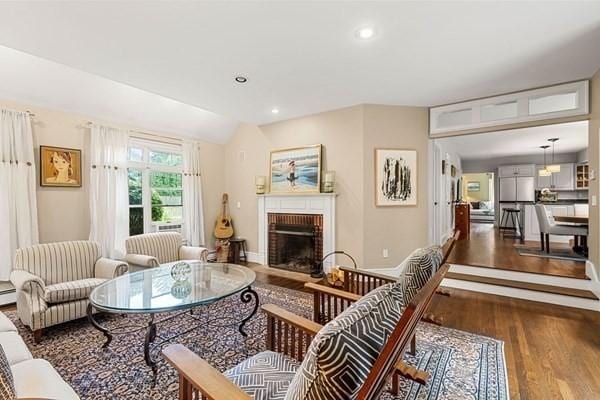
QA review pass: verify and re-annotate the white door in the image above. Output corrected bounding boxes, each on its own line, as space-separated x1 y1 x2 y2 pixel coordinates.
430 141 443 245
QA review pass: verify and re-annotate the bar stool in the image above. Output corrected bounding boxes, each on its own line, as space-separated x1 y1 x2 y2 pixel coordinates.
228 238 248 265
500 208 523 242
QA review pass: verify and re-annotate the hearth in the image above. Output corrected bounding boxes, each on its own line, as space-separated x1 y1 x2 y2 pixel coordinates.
268 213 323 274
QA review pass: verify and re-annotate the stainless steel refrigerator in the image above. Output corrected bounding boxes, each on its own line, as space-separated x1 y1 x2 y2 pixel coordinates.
499 176 535 202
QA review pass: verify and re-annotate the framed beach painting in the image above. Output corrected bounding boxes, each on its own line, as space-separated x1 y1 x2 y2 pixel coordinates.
40 145 82 187
375 148 417 206
269 144 321 193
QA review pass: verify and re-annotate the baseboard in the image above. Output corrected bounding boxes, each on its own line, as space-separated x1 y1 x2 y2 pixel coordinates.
245 251 264 264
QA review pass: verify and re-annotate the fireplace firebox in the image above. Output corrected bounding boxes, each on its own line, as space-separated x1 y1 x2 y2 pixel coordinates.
268 213 323 274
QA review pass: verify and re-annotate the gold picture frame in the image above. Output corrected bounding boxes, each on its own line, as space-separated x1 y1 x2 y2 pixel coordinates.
40 145 82 187
269 144 322 194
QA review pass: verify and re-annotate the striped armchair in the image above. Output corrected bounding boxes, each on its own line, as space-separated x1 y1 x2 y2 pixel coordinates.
125 232 208 271
10 241 128 342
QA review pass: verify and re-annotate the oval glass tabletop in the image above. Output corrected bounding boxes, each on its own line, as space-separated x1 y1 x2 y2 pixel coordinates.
89 262 256 313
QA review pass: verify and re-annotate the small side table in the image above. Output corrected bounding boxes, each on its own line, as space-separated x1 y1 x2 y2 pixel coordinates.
228 238 248 265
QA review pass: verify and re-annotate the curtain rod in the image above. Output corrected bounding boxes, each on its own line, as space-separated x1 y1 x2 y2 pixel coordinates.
85 122 183 144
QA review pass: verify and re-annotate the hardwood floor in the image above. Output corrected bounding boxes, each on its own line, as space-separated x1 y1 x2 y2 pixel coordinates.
3 264 598 399
251 264 600 399
448 222 587 279
429 287 600 400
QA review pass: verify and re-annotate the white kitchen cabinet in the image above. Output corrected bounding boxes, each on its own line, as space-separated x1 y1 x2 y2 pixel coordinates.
535 163 575 190
498 164 535 178
551 163 575 190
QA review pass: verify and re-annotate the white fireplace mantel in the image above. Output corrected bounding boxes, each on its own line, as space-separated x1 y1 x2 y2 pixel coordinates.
257 193 337 271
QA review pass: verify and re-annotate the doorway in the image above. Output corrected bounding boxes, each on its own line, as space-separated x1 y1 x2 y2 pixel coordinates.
430 121 589 279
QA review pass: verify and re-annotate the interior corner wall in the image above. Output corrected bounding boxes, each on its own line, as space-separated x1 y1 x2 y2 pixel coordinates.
0 99 226 247
588 68 600 276
224 106 366 265
362 105 430 267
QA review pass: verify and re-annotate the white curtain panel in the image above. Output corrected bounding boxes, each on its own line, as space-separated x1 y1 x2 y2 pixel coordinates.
89 124 129 259
182 141 205 246
0 109 39 280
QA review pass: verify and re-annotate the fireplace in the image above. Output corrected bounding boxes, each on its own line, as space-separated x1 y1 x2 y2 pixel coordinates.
268 213 323 274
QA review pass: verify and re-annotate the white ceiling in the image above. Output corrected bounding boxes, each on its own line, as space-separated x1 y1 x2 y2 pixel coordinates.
437 121 589 160
0 46 238 143
0 1 599 141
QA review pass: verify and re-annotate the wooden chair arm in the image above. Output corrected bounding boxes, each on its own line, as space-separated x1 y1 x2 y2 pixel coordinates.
339 266 398 284
304 283 362 324
163 344 251 400
304 283 362 302
340 267 397 296
262 304 322 361
262 304 322 335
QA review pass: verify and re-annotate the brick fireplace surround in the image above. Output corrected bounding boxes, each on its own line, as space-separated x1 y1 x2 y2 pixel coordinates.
256 194 336 272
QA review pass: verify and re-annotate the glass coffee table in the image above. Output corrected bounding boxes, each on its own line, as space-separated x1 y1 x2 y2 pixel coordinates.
87 261 258 377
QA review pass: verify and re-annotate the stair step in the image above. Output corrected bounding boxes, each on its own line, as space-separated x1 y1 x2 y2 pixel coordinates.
445 272 599 300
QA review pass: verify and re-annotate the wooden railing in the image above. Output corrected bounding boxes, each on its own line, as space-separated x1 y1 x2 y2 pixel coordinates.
341 267 397 296
305 282 361 324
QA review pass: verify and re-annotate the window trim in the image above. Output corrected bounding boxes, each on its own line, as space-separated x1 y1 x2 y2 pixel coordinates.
127 137 184 234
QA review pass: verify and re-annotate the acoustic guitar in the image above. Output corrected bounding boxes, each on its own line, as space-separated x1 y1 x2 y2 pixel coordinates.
214 193 234 239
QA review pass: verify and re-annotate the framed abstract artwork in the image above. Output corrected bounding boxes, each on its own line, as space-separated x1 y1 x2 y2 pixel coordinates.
39 145 82 187
269 144 322 193
375 148 417 206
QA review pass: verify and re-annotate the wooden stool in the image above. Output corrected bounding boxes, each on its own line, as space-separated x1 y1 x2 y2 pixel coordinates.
228 238 248 265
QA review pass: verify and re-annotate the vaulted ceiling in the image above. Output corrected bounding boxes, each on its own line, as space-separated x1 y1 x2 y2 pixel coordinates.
0 1 599 143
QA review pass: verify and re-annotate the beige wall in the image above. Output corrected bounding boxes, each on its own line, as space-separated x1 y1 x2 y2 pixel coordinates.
588 68 600 276
463 173 491 202
362 105 429 266
225 106 366 264
224 104 430 267
0 99 225 247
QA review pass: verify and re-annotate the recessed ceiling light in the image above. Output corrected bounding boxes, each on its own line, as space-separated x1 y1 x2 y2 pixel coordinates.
234 76 247 83
271 108 280 114
356 27 375 39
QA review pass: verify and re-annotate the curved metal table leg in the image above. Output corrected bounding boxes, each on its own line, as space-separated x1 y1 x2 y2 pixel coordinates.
238 286 259 337
144 315 158 378
87 303 112 348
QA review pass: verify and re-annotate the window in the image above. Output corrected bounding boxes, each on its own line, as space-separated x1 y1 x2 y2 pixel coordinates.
127 139 184 235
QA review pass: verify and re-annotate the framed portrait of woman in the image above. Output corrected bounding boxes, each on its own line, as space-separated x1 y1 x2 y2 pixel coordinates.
40 145 82 187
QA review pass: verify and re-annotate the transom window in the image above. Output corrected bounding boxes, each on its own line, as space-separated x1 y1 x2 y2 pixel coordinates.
127 138 183 236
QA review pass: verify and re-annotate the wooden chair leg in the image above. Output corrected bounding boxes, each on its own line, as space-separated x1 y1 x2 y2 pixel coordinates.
421 313 443 326
33 329 43 344
391 371 400 395
540 233 545 251
408 335 416 356
545 234 550 253
395 361 429 386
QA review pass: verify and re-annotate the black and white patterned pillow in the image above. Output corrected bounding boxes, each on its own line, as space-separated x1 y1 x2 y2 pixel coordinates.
0 345 16 400
285 283 404 400
398 245 443 307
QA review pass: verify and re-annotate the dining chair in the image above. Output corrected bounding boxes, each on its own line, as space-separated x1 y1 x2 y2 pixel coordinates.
534 204 587 253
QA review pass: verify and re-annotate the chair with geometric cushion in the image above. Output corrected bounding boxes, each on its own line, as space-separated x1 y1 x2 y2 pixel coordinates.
305 244 446 394
163 263 450 400
9 240 128 343
125 232 208 271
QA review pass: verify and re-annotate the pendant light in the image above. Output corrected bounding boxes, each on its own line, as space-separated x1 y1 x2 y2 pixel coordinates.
546 138 561 173
539 145 551 177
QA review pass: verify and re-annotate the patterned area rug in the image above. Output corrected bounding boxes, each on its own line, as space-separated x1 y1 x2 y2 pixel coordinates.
6 281 508 400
